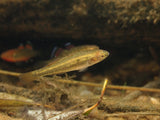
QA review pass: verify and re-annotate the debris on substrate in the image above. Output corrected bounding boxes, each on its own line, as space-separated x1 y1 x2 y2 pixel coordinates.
0 70 160 120
0 42 160 120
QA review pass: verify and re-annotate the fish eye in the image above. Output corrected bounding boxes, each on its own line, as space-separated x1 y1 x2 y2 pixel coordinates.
101 55 105 57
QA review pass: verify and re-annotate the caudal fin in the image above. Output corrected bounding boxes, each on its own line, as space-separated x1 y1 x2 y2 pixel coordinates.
19 72 38 86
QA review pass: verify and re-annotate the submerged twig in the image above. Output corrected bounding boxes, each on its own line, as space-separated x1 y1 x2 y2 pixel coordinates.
105 112 160 117
83 79 108 115
54 78 160 93
100 96 160 112
0 69 160 93
0 69 21 77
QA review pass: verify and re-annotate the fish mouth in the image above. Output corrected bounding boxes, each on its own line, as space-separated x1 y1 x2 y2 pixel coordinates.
102 50 109 58
106 51 110 57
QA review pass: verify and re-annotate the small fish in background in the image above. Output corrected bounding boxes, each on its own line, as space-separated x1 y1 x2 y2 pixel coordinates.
50 42 74 58
44 43 99 66
64 42 74 49
34 42 75 68
0 42 38 63
50 47 63 58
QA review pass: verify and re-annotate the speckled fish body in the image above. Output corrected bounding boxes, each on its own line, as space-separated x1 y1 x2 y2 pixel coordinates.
20 48 109 83
32 49 108 76
56 45 99 58
35 45 100 68
46 45 100 65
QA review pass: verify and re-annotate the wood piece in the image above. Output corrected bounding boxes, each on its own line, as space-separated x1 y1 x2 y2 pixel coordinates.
99 96 160 113
104 112 160 117
46 77 160 93
0 0 160 40
0 69 21 77
121 78 160 101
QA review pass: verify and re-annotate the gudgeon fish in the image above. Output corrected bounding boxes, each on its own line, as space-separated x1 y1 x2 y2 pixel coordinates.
19 45 109 85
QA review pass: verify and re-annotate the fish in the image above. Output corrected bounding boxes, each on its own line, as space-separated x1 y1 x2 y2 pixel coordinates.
36 42 75 68
50 47 64 58
19 47 109 85
38 45 100 67
1 43 37 63
64 42 74 49
50 42 74 58
47 45 100 64
34 44 99 70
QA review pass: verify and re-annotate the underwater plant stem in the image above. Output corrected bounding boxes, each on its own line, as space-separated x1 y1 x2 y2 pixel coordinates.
0 69 160 93
54 78 160 93
104 112 160 117
0 69 21 77
108 84 160 93
83 79 108 114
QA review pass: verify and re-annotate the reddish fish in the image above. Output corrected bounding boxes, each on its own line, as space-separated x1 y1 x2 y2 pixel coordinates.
50 42 74 58
1 44 37 63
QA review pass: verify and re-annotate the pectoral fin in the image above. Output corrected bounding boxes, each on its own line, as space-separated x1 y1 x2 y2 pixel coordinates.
79 68 88 72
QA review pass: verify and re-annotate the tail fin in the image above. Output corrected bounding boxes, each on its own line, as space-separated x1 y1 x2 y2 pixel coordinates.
19 72 38 86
